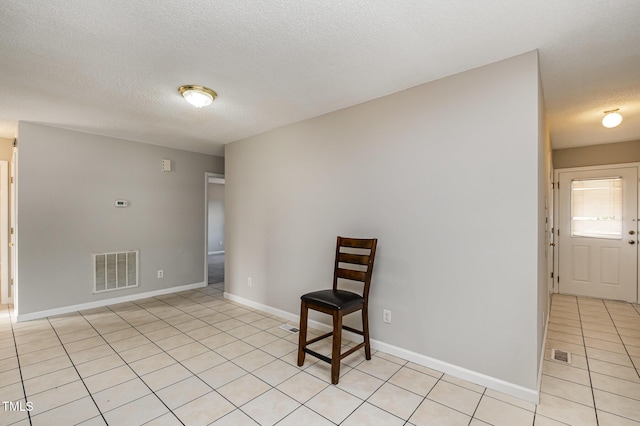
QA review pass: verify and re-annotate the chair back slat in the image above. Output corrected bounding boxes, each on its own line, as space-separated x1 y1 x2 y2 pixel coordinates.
338 252 370 265
333 237 377 296
339 238 376 249
336 268 367 282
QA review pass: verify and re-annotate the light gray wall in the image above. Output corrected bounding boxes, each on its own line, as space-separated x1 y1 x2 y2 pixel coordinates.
553 139 640 169
208 182 225 252
226 51 544 390
537 70 552 374
17 123 224 315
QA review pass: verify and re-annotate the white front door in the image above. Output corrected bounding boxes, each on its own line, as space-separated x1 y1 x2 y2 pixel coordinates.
558 166 638 302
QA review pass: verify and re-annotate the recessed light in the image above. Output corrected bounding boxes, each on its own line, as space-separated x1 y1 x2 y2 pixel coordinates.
178 85 217 108
602 109 622 128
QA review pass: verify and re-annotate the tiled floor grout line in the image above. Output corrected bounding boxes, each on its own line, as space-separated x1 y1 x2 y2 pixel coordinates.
7 305 32 426
182 284 418 425
630 302 640 376
8 292 504 422
575 297 640 424
104 291 316 425
105 306 217 426
595 300 640 424
76 308 187 425
9 295 527 426
103 297 256 423
166 287 314 425
211 310 348 424
8 289 638 425
383 370 430 426
355 358 405 425
242 373 324 425
100 297 222 423
533 297 580 424
576 297 601 425
405 393 427 426
41 316 110 425
401 374 454 425
545 297 600 424
601 301 640 382
466 386 485 426
534 294 572 426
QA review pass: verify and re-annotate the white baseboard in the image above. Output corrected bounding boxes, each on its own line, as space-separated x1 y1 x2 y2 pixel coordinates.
208 251 225 255
17 282 207 322
225 292 301 324
224 292 539 404
373 339 539 403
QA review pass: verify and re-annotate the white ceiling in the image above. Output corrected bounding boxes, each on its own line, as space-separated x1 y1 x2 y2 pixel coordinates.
1 1 639 156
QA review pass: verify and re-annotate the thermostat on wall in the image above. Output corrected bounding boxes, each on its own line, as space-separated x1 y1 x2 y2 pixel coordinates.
115 200 129 208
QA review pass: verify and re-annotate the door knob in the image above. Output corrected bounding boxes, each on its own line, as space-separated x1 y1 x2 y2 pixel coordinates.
549 243 556 246
629 240 636 245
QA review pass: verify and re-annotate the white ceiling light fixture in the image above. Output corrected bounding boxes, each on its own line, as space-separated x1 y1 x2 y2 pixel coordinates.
178 85 217 108
602 109 623 128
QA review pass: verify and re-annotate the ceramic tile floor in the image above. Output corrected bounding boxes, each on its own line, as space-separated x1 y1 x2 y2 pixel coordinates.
1 287 639 425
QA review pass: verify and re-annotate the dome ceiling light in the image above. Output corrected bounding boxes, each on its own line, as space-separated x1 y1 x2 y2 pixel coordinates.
602 109 622 128
178 85 217 108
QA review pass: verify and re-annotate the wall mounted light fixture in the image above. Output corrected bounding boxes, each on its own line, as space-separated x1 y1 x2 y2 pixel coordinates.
602 109 623 128
178 85 217 108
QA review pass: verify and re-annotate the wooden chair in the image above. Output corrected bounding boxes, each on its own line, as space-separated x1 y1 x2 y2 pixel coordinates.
297 236 378 384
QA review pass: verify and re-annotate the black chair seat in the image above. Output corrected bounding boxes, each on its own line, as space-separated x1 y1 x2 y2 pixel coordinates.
301 289 363 311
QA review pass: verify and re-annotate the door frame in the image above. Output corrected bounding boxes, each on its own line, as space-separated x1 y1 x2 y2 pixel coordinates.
553 162 640 303
0 160 8 304
204 172 225 286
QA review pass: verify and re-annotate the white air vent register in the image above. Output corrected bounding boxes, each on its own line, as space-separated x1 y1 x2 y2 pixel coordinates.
94 250 139 293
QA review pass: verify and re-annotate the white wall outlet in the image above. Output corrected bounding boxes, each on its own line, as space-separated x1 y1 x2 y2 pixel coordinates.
383 309 391 324
157 270 164 278
248 277 252 287
218 240 223 246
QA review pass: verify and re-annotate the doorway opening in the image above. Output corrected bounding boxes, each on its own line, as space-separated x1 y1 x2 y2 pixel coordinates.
206 174 225 289
554 163 640 303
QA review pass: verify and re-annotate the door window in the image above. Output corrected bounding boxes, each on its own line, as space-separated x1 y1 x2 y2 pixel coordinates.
571 178 622 239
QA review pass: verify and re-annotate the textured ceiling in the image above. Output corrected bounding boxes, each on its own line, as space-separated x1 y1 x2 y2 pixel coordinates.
0 1 639 156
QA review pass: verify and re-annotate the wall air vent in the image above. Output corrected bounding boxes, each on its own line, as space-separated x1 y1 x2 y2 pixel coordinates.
279 324 299 333
551 348 571 365
93 250 139 293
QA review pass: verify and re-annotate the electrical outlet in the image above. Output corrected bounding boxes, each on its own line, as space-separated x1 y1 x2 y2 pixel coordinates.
157 270 164 278
248 277 252 287
218 241 223 246
383 309 391 324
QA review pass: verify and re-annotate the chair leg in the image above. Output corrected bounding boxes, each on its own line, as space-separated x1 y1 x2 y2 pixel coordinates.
297 301 308 366
362 306 371 360
331 311 343 384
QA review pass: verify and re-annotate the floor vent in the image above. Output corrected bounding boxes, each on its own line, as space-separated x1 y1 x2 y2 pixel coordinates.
93 250 139 293
551 348 572 364
279 324 299 333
